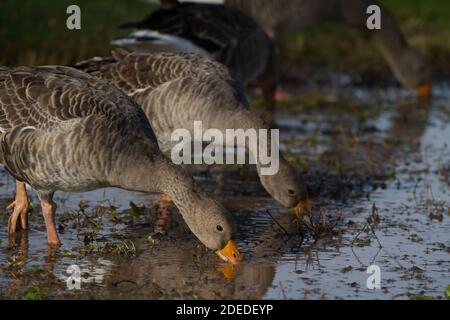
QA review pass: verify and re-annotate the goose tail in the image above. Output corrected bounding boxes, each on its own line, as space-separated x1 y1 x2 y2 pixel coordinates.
111 30 212 58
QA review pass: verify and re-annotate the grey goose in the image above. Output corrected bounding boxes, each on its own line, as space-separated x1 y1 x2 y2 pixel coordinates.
112 0 278 121
74 49 310 211
0 65 240 264
225 0 432 96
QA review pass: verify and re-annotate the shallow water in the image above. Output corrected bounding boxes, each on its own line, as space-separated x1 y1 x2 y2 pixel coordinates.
0 84 448 300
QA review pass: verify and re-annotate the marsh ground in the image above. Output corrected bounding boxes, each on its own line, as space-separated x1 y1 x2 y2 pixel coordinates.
0 82 448 299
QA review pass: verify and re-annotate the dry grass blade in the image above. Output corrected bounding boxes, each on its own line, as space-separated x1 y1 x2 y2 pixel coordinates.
265 210 290 241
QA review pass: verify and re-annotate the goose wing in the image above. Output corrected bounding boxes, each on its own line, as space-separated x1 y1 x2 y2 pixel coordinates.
75 49 232 94
116 2 271 83
119 3 245 55
0 66 139 132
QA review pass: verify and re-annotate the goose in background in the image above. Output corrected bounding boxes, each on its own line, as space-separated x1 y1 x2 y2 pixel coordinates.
74 49 310 210
0 65 240 264
112 0 278 122
224 0 432 97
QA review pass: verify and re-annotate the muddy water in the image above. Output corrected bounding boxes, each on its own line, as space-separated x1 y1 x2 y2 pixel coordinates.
0 85 448 300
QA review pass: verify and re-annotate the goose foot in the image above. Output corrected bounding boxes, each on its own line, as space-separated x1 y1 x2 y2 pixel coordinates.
153 194 172 235
7 181 29 234
41 198 61 246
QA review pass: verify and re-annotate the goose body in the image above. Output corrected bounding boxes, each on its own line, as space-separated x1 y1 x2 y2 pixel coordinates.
0 65 239 263
112 0 277 105
75 49 308 208
0 66 155 193
225 0 431 92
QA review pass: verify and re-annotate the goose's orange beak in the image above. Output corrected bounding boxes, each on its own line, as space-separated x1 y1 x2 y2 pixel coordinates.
291 198 312 215
216 240 242 265
416 82 431 98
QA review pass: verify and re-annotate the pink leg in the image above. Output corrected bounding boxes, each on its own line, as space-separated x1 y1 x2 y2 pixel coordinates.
7 181 29 234
41 198 61 246
154 194 172 235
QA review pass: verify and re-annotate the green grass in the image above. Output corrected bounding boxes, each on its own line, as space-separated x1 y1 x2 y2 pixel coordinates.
0 0 449 78
0 0 153 66
382 0 450 27
22 284 49 300
409 285 450 300
280 0 450 78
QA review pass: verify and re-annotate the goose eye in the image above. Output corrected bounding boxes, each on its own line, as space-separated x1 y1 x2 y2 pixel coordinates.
288 189 296 196
216 225 223 232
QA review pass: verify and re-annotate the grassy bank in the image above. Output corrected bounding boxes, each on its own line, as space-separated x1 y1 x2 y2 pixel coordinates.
0 0 449 78
280 0 450 79
0 0 152 66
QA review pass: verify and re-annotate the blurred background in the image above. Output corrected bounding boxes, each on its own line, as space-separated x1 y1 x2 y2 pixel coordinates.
1 0 449 84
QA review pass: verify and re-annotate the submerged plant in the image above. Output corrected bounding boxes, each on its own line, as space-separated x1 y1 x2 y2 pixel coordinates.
22 285 49 300
409 285 450 300
98 240 137 257
292 205 342 240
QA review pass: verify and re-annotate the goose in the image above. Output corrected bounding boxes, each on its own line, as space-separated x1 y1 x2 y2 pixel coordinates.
0 65 240 264
74 49 310 211
111 0 278 121
225 0 432 96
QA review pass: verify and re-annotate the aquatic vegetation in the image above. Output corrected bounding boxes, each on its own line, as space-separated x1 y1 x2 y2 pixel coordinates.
293 206 342 241
22 285 49 300
146 235 160 246
409 285 450 300
91 240 137 257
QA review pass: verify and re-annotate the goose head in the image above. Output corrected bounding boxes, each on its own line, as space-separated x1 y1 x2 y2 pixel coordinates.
389 47 432 98
152 158 242 264
175 194 242 265
258 156 309 209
